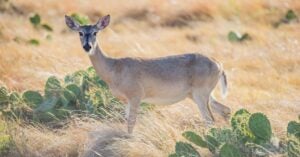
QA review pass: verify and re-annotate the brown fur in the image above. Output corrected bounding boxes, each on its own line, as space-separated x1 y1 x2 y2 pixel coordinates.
89 45 230 133
65 15 230 133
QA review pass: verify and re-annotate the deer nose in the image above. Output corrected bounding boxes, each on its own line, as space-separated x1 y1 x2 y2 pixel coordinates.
83 44 91 51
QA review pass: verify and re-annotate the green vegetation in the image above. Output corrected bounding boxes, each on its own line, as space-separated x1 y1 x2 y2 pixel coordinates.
41 24 53 31
22 91 43 107
169 109 295 157
29 13 41 26
27 13 53 45
182 131 207 147
0 67 155 155
28 39 40 46
29 13 53 32
0 67 127 123
287 121 300 137
287 120 300 157
169 142 200 157
273 9 298 28
285 10 298 22
71 13 90 25
219 143 241 157
0 87 9 104
0 121 12 156
228 31 250 42
249 113 272 143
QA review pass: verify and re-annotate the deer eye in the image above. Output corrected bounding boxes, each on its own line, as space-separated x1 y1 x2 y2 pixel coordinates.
93 32 97 36
79 32 83 36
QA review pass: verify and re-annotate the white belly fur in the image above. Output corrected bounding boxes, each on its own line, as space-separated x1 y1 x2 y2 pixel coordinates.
142 95 187 105
142 86 190 105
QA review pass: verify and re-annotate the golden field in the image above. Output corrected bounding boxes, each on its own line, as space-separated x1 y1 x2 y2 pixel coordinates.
0 0 299 156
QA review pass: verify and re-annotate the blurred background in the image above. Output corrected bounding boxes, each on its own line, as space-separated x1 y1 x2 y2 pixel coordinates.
0 0 299 156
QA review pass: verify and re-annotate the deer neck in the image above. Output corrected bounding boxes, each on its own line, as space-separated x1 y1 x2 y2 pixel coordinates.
89 43 114 84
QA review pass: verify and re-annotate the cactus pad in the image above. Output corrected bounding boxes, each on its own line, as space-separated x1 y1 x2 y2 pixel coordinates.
182 131 207 148
288 121 300 137
287 136 300 157
249 113 272 142
66 84 81 97
231 109 255 143
9 92 21 105
204 135 220 153
175 142 201 157
231 109 251 129
35 96 59 112
208 128 234 143
22 91 43 108
0 87 8 104
219 143 241 157
45 76 62 97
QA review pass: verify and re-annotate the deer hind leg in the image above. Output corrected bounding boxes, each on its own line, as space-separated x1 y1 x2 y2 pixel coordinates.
210 96 231 120
127 97 141 134
192 91 215 127
125 104 130 120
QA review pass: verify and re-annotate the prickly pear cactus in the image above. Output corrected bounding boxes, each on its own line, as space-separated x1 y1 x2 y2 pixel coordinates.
53 108 70 119
61 89 75 106
22 91 43 108
208 128 234 144
61 84 81 106
287 121 300 137
248 113 272 142
86 67 107 88
34 110 63 122
44 76 77 108
231 109 255 143
0 87 8 104
204 135 220 153
219 143 241 157
35 96 59 112
9 92 21 105
231 109 251 129
35 108 70 122
45 76 62 98
174 142 201 157
65 84 81 97
182 131 207 148
287 119 300 157
64 70 89 90
87 67 98 79
287 136 300 157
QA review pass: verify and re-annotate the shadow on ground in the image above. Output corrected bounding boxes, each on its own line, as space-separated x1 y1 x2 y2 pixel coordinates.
82 127 130 157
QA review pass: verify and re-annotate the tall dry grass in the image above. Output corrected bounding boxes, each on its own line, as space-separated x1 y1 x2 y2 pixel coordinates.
0 0 299 156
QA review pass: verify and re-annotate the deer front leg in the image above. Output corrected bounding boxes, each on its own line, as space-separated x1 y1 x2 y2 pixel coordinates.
127 97 141 134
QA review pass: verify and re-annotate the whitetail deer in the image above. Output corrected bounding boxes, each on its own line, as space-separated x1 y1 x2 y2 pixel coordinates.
65 14 231 134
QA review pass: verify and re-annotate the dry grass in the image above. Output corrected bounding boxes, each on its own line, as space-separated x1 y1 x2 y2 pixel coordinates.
0 0 300 156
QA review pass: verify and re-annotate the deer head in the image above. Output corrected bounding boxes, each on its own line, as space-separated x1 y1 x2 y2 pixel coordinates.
65 15 110 55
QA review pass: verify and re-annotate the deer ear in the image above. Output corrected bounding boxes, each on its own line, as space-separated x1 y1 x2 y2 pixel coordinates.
65 15 80 31
96 15 110 30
